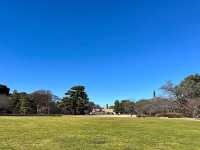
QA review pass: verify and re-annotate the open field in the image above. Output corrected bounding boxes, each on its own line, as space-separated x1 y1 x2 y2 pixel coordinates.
1 116 200 150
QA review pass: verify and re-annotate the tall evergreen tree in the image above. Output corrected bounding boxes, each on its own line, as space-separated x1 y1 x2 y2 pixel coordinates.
19 93 31 115
114 100 120 114
61 85 90 115
10 90 21 114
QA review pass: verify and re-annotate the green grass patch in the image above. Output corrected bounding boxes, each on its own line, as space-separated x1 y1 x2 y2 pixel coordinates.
0 116 200 150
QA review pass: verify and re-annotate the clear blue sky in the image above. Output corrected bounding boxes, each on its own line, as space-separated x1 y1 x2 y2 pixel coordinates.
1 0 200 105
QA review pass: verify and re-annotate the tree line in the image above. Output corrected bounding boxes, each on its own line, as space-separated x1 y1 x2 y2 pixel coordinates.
1 73 200 117
112 74 200 118
0 85 96 115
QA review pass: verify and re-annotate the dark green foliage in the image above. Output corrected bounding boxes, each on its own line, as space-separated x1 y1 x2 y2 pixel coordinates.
3 73 200 117
162 74 200 101
0 85 10 113
10 90 21 114
176 74 200 100
113 100 135 114
0 84 10 96
19 93 31 114
153 91 156 98
1 84 95 115
10 91 36 114
9 90 55 115
59 85 93 115
114 100 120 113
135 98 180 116
59 97 73 114
161 74 200 117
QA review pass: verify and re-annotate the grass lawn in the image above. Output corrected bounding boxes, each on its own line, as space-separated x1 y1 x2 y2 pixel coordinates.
0 116 200 150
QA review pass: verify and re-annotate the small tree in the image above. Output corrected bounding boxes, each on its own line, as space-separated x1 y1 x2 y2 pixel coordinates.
114 100 135 114
114 100 120 114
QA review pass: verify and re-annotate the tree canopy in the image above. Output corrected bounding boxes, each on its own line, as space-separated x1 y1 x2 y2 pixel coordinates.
1 73 200 117
0 84 10 96
60 85 92 115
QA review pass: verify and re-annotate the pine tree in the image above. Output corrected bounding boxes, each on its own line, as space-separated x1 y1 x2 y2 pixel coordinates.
19 93 31 115
61 85 90 115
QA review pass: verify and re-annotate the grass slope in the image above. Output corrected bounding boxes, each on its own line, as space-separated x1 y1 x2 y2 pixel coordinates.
0 116 200 150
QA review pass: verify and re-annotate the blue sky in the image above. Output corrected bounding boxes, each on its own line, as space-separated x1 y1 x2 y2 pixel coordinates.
1 0 200 105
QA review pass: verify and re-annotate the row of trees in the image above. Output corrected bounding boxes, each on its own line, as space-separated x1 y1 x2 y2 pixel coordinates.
114 100 135 114
113 98 177 116
1 73 200 117
112 74 200 118
0 85 96 115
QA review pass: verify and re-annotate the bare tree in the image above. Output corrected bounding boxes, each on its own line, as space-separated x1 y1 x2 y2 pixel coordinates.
31 90 52 114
